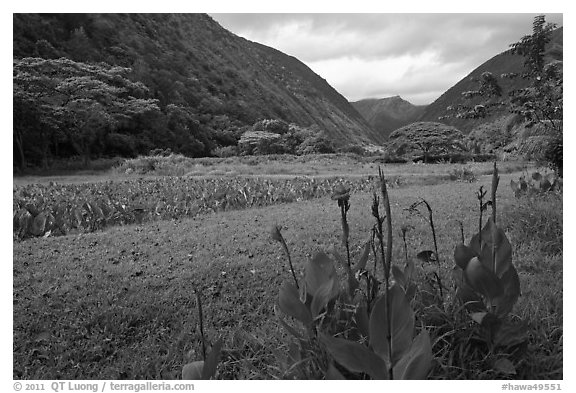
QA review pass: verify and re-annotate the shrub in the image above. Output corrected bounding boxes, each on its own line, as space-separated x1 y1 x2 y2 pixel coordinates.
212 145 238 158
448 166 477 182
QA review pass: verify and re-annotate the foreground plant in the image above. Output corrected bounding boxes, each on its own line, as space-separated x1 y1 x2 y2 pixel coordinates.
320 168 433 379
510 170 562 198
406 198 444 303
182 289 223 380
452 163 526 373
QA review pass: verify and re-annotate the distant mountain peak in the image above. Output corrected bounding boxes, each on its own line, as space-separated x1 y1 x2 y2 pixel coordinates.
351 95 427 139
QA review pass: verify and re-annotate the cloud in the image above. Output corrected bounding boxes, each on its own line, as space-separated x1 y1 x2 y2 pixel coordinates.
210 13 563 104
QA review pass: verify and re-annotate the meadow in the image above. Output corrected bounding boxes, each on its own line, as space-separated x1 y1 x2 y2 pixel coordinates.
12 155 562 380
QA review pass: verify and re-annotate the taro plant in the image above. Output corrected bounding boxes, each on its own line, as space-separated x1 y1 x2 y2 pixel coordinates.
510 170 562 198
453 163 526 373
319 168 433 379
182 288 223 380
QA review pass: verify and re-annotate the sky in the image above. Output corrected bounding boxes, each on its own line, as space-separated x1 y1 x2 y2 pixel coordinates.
210 13 563 105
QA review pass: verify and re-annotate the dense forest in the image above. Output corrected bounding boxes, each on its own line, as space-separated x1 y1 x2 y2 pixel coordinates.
13 13 379 170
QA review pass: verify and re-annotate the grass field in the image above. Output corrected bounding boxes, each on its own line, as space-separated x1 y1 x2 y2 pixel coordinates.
12 157 562 380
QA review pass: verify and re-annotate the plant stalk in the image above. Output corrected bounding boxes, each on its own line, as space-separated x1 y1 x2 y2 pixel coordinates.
280 237 299 289
195 288 206 361
379 167 394 380
491 162 499 273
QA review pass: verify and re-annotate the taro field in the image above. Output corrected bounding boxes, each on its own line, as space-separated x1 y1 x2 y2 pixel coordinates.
12 158 563 381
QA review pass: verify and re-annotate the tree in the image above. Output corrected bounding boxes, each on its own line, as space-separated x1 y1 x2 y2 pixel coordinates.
388 122 465 163
446 15 562 174
13 57 160 167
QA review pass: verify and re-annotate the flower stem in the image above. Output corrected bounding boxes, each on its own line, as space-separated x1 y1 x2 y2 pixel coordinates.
280 237 299 289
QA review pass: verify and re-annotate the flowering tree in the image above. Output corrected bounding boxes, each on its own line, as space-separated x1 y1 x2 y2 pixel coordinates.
13 57 160 168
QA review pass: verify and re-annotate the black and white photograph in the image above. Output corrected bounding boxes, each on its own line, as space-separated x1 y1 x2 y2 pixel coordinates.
11 5 565 387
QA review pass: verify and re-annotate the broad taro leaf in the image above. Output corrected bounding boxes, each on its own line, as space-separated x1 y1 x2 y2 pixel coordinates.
454 244 476 270
369 285 414 365
14 208 32 236
182 361 204 380
30 211 52 236
452 267 484 312
311 278 335 318
305 252 339 300
278 281 312 326
393 330 432 380
493 320 528 349
470 218 513 277
355 301 370 338
201 338 223 380
274 305 304 340
320 333 388 380
540 178 552 192
88 201 104 220
325 362 346 380
416 250 437 264
25 203 39 217
73 207 83 228
493 264 520 317
464 257 504 302
493 358 516 375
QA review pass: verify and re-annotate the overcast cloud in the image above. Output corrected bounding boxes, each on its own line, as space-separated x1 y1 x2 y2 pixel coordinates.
210 13 563 105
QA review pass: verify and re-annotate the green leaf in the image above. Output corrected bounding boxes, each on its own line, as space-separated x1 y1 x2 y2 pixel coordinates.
30 211 50 236
320 333 388 380
473 218 513 277
305 252 338 298
311 278 335 318
182 360 204 380
15 208 32 236
393 330 432 380
392 265 406 288
470 312 488 325
355 302 370 337
493 320 528 348
453 268 484 312
416 250 437 264
464 257 504 302
454 244 476 270
369 285 414 364
493 358 516 375
353 241 371 273
494 264 521 316
325 363 346 380
274 305 304 340
278 281 312 326
404 259 415 282
201 338 223 380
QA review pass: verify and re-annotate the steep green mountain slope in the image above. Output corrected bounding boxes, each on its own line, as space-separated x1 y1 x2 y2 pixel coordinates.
417 27 563 133
13 13 380 167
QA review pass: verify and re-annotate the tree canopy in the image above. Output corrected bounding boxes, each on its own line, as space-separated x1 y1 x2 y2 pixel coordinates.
444 15 562 174
388 122 465 163
14 57 160 168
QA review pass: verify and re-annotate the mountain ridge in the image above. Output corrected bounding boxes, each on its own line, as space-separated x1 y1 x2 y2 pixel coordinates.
351 95 426 139
13 13 382 155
